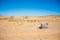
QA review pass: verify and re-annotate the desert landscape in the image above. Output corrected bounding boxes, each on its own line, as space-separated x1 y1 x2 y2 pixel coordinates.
0 16 60 40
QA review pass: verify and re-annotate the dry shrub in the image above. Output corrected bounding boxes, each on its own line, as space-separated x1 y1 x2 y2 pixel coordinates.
3 18 8 20
9 19 18 23
0 18 2 20
0 18 8 20
10 16 14 19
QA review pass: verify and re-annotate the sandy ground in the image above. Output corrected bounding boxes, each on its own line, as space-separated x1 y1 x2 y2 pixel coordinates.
0 16 60 40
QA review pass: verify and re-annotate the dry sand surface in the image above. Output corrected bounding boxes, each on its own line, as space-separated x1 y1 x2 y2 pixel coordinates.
0 16 60 40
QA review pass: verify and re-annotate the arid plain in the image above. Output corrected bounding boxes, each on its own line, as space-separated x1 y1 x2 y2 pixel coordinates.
0 16 60 40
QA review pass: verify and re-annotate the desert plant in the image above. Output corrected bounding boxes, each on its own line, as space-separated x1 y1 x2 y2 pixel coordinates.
0 17 8 20
25 16 28 19
10 16 14 19
0 18 2 20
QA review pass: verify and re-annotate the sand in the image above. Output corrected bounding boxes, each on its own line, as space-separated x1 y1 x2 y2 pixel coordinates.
0 16 60 40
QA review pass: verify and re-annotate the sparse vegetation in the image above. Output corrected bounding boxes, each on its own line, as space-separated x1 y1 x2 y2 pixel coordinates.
9 19 18 23
10 16 14 19
0 17 8 20
25 16 28 19
0 17 2 20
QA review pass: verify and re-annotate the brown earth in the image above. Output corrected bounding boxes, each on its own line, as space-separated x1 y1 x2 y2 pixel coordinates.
0 16 60 40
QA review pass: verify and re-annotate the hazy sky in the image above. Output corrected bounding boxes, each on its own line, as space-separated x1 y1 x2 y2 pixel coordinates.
0 0 60 16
